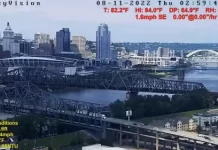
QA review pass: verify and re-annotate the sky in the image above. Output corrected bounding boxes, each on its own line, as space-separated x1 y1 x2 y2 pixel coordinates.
0 0 216 42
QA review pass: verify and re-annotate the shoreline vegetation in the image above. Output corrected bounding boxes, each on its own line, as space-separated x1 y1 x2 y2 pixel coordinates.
148 72 175 78
110 89 213 120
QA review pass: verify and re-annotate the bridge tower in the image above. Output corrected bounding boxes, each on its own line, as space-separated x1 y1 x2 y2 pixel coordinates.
177 59 185 81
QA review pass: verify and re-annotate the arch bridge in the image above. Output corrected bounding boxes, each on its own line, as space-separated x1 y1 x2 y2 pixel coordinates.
0 67 207 94
186 49 218 67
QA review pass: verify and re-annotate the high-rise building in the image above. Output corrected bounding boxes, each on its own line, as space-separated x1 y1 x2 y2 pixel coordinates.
55 28 70 54
96 23 111 61
53 38 56 48
0 38 3 46
34 33 50 49
110 47 118 61
14 33 23 42
156 47 170 57
10 42 20 54
72 36 86 57
3 22 14 51
38 42 54 55
20 40 33 55
3 22 20 54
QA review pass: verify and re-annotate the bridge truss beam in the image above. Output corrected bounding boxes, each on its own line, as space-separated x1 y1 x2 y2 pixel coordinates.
0 67 207 94
0 81 110 127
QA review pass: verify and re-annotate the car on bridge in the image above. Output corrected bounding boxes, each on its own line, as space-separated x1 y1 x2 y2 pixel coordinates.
76 110 106 119
3 99 15 104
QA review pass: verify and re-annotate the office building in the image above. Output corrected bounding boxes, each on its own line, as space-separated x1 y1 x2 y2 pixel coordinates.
38 42 54 55
156 47 170 57
55 28 70 54
110 46 118 61
96 23 111 61
3 22 20 54
53 38 56 48
72 36 86 57
3 22 14 51
0 38 3 50
20 40 33 55
14 33 23 42
10 42 20 54
55 52 82 59
34 33 50 49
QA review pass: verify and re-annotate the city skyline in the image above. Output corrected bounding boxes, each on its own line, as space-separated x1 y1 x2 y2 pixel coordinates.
0 0 216 43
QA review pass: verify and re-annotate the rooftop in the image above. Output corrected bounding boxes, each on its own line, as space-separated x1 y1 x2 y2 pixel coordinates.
207 109 218 114
4 22 13 33
1 56 63 61
150 116 193 127
193 113 218 117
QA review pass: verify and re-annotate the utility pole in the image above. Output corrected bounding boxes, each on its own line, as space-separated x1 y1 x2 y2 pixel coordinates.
156 131 159 150
171 120 174 131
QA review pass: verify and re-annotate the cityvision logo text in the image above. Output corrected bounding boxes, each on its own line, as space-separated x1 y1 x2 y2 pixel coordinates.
0 1 41 7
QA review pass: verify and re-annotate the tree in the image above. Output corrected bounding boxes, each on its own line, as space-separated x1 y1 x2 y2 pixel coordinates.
48 147 52 150
77 134 85 145
196 125 202 133
87 138 97 145
109 90 215 120
110 100 125 119
70 135 78 146
8 115 46 140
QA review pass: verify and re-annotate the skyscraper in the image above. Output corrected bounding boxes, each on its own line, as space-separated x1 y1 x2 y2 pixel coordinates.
3 22 14 51
55 28 70 54
3 22 20 54
96 23 111 61
72 36 86 57
20 40 33 55
34 33 50 49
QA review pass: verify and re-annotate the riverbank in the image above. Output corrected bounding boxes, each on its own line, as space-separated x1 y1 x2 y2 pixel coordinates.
148 72 175 78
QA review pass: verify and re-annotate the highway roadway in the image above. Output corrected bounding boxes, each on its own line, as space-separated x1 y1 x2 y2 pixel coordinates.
2 103 218 147
56 119 216 149
105 118 218 145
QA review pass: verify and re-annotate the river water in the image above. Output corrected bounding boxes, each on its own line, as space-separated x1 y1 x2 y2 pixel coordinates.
53 70 218 105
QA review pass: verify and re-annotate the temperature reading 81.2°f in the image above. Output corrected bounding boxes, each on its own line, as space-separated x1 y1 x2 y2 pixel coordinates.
96 0 151 6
